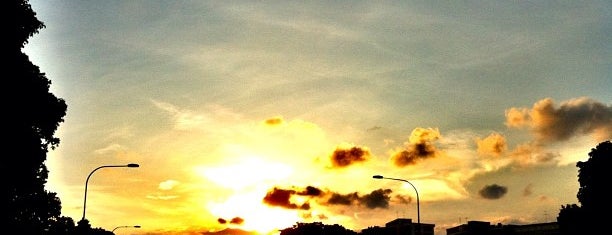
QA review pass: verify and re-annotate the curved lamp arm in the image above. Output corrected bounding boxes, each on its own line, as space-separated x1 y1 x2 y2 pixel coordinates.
82 163 140 221
373 175 420 233
112 225 141 232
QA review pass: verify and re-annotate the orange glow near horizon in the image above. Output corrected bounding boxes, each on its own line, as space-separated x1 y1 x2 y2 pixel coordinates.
195 157 301 234
206 188 302 234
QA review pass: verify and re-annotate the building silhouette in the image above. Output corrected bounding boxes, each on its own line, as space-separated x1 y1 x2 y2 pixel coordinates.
446 221 559 235
361 218 435 235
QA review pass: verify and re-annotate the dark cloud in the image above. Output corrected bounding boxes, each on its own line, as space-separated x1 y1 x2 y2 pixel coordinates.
230 217 244 225
297 186 324 196
478 184 508 199
391 142 438 166
218 217 244 225
263 186 393 211
325 189 392 209
330 146 370 168
327 192 359 205
394 194 412 204
358 189 392 209
264 116 284 126
262 186 323 210
391 128 441 167
505 97 612 143
263 187 302 209
201 228 258 235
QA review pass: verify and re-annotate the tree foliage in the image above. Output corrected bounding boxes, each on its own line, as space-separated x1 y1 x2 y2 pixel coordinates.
280 222 358 235
576 140 610 212
4 0 68 234
557 140 610 234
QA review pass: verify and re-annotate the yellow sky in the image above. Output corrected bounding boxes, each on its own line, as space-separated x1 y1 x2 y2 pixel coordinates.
26 1 611 235
44 98 609 235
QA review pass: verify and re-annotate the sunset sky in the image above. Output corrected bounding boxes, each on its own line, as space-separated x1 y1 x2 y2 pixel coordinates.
23 1 611 235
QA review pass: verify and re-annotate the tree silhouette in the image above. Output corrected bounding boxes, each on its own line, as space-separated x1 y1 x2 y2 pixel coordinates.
576 140 610 212
557 204 582 235
280 222 358 235
557 140 610 234
4 0 68 234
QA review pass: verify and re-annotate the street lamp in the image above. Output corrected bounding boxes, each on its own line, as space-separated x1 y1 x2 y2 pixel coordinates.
82 163 140 221
112 225 141 233
373 175 420 235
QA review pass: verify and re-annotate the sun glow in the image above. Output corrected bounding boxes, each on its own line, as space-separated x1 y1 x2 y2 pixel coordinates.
195 156 301 234
196 156 293 190
208 191 301 234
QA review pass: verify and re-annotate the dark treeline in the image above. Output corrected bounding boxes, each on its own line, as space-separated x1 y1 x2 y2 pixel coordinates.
280 222 358 235
5 0 118 234
5 0 609 234
5 0 70 235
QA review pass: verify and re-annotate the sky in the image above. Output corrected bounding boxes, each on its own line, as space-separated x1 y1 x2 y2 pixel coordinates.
23 1 611 235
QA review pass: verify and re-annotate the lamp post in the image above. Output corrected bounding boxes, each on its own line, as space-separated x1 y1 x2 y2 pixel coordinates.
373 175 420 235
112 225 141 233
82 163 140 221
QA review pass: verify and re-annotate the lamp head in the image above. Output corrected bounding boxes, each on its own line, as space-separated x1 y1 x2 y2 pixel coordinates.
127 163 139 168
134 225 141 228
373 175 383 179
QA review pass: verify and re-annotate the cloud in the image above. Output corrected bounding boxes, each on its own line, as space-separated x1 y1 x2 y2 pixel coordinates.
216 216 245 227
325 189 392 209
262 187 319 210
299 212 329 221
93 143 125 155
327 192 359 206
262 187 303 209
393 194 413 204
329 145 371 168
505 97 612 143
262 185 394 211
390 127 441 166
357 189 393 209
478 184 508 199
508 142 561 167
201 228 257 235
230 217 245 225
145 193 180 200
159 180 180 190
152 100 209 130
476 132 507 157
298 186 324 196
264 116 284 126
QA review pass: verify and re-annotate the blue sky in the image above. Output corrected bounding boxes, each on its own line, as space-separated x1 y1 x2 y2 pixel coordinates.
25 1 611 235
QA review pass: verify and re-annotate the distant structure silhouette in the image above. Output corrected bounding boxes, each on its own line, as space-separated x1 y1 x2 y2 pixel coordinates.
446 220 559 235
359 218 434 235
